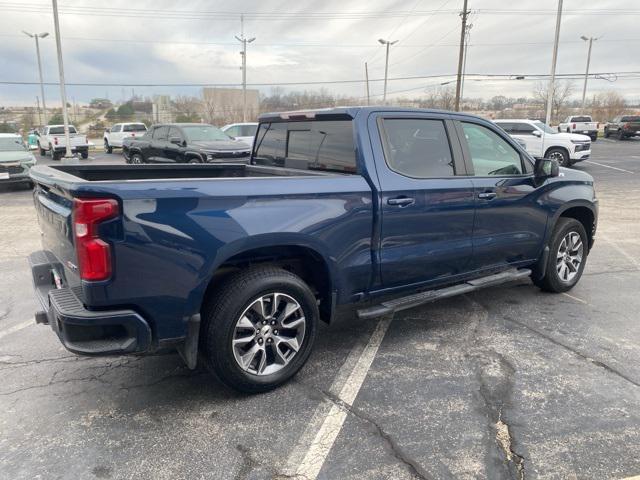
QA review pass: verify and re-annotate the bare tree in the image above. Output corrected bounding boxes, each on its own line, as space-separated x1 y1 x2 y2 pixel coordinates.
590 91 626 122
173 95 202 122
533 80 575 123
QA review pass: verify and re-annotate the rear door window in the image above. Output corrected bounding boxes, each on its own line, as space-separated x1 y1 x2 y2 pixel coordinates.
253 120 356 173
240 124 258 137
225 126 240 137
152 126 169 141
379 118 455 178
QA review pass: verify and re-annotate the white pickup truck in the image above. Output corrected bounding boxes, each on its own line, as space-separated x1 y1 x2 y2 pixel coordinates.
36 125 89 160
494 119 591 167
103 123 148 153
557 115 599 141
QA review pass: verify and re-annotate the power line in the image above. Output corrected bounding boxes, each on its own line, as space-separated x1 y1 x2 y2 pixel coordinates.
3 71 640 88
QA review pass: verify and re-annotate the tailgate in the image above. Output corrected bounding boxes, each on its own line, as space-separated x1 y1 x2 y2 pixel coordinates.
32 184 81 289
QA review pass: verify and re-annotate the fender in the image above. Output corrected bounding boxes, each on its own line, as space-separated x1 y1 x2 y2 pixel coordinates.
543 198 597 249
188 232 339 316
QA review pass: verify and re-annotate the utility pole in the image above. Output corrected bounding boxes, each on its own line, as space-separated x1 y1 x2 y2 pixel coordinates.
545 0 563 127
378 38 398 104
460 22 473 106
235 15 255 123
365 62 370 106
23 30 49 125
36 96 42 126
580 36 597 112
454 0 469 112
52 0 72 158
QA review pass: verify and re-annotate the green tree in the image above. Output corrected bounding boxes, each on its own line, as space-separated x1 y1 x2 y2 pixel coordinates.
48 113 64 124
175 113 200 123
116 103 135 116
105 108 117 119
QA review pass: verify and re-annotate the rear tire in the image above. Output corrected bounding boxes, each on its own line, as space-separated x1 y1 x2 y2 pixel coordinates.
131 153 144 164
201 266 319 393
532 217 588 293
80 150 89 159
38 143 46 156
50 145 60 161
545 147 570 167
104 140 112 154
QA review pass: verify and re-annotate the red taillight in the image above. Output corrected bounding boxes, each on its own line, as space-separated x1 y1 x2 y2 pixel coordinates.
572 123 576 129
54 137 58 145
73 198 119 281
624 122 631 129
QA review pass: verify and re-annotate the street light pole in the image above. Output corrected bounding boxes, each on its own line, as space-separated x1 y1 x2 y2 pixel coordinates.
235 15 255 123
545 0 563 127
580 35 597 112
460 22 473 107
23 30 49 125
378 38 398 104
51 0 72 158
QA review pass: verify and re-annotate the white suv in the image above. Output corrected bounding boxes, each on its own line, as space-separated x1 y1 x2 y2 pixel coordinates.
103 123 147 153
494 119 591 167
220 123 258 148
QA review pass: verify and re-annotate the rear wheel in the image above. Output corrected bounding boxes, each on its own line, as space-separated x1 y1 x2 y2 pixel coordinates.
49 145 60 161
201 266 318 393
80 150 89 159
104 140 112 154
131 153 144 164
188 157 201 164
38 142 46 156
546 147 570 167
533 217 588 293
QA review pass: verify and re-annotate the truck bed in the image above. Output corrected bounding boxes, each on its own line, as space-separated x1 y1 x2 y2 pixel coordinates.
39 163 333 182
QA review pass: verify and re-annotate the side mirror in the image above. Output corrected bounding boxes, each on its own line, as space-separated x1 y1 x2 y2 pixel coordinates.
169 136 183 145
535 157 560 179
531 130 542 137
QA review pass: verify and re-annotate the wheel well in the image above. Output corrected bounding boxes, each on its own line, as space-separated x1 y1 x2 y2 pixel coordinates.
186 153 203 162
202 245 333 323
560 206 595 249
544 145 568 159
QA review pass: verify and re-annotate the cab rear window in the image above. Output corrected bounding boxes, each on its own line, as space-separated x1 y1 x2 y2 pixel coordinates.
253 120 356 173
49 126 77 134
123 124 147 132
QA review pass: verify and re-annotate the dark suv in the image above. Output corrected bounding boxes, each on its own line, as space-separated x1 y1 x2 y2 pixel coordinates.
604 116 640 140
123 123 252 164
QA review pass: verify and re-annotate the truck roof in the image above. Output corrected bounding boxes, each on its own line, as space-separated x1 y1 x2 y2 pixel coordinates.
258 106 486 123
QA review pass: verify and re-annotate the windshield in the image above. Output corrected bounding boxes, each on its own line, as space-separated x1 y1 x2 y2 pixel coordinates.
532 121 557 134
621 116 640 122
123 124 147 132
572 116 592 122
0 137 27 152
182 125 230 142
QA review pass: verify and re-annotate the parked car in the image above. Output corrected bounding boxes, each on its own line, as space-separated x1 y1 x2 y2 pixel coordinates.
35 124 89 160
220 122 259 148
123 123 251 164
604 115 640 140
557 115 599 141
28 107 597 393
494 119 591 167
0 133 36 186
103 122 147 153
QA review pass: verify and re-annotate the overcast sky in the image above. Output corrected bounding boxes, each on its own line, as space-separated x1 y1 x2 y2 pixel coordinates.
1 0 638 107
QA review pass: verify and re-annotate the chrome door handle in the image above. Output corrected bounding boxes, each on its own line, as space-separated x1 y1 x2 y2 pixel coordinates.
478 192 497 200
387 197 415 207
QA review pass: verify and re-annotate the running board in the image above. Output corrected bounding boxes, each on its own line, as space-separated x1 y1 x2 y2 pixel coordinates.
357 268 531 320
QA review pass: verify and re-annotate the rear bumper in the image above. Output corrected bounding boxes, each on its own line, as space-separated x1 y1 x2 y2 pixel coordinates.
52 145 88 152
29 250 152 356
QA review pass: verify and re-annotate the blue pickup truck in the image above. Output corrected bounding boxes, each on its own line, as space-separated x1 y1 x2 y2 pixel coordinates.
28 107 597 392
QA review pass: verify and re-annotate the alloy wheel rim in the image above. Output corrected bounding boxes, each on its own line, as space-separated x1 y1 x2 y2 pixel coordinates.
232 293 306 376
556 231 583 282
549 151 564 163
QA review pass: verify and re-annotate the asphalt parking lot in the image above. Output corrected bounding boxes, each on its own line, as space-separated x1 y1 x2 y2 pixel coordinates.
1 140 639 480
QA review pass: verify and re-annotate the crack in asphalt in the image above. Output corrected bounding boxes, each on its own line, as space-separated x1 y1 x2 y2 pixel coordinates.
295 380 433 480
502 316 640 388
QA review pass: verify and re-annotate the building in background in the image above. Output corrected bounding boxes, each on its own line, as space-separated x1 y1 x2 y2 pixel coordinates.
152 95 173 123
201 87 259 126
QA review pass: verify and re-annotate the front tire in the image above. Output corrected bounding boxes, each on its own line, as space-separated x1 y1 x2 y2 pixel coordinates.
130 153 144 164
546 147 570 167
201 266 319 393
533 218 588 293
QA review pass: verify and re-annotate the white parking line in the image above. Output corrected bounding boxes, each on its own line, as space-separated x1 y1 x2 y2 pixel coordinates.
620 476 640 480
601 234 640 270
293 316 393 480
0 320 33 341
583 161 635 174
562 292 588 304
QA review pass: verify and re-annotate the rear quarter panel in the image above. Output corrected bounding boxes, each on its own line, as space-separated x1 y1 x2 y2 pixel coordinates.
75 175 374 340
